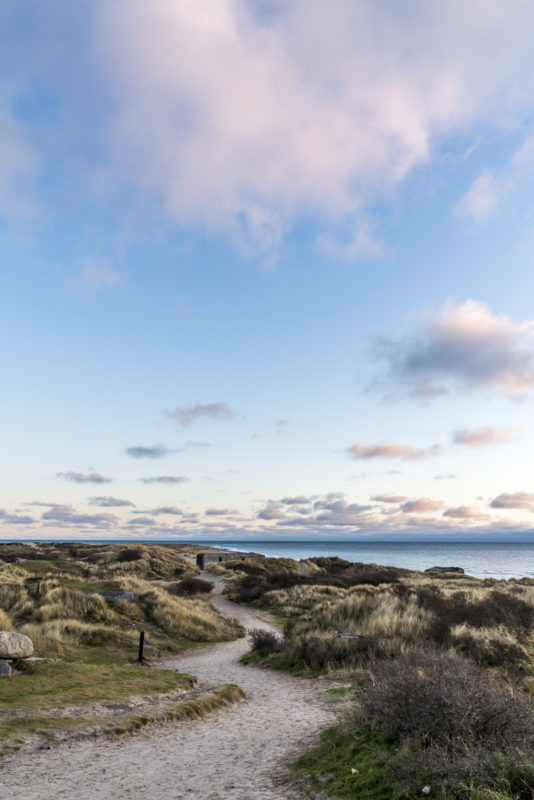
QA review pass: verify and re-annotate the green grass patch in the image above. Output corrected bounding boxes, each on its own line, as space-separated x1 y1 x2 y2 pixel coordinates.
292 724 413 800
61 580 116 592
0 683 245 757
0 661 195 711
17 560 63 575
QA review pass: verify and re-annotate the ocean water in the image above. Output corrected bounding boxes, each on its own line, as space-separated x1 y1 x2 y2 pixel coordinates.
198 541 534 580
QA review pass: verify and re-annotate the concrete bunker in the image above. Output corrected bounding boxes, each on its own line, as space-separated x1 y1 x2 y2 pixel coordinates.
196 550 265 570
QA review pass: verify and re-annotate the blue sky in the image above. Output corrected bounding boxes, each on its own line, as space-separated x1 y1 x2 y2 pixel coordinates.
2 0 534 541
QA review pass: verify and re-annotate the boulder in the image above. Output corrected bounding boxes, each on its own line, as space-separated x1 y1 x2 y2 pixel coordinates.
425 566 464 574
0 631 34 659
0 660 12 676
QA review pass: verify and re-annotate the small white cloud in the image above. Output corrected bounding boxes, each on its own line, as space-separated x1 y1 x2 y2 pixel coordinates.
81 261 120 290
455 171 503 224
451 425 521 447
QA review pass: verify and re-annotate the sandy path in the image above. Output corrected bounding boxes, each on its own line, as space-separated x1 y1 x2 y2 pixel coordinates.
0 577 336 800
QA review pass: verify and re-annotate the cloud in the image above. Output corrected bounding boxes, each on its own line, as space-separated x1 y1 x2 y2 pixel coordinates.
149 506 183 516
166 402 236 427
56 471 112 484
281 495 311 505
90 1 534 253
205 508 233 516
126 516 157 526
401 498 443 513
374 300 534 399
348 441 442 460
0 99 36 217
455 171 503 224
1 514 35 525
139 475 189 484
258 502 285 520
443 505 486 519
41 505 117 525
274 419 290 435
89 496 134 507
80 260 120 290
490 492 534 511
317 220 384 261
371 493 407 503
125 444 174 459
452 425 521 447
434 473 457 480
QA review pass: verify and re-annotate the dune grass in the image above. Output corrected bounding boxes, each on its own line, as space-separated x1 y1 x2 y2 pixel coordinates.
0 543 245 754
0 683 245 757
233 556 534 799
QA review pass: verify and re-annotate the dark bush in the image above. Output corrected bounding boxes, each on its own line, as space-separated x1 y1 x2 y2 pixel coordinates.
309 556 352 573
170 577 213 597
117 547 144 563
248 628 281 655
452 628 527 667
231 574 268 602
341 568 400 587
295 635 375 671
364 651 534 753
419 587 534 644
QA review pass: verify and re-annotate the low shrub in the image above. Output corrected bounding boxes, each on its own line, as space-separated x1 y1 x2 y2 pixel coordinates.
360 651 534 798
248 628 281 655
450 624 528 667
364 651 534 752
420 587 534 644
169 578 214 597
117 547 144 563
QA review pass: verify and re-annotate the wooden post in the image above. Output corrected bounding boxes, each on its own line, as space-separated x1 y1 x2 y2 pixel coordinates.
138 630 145 663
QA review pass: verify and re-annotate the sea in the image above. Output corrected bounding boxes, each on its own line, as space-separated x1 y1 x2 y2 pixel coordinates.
3 538 533 580
194 541 534 580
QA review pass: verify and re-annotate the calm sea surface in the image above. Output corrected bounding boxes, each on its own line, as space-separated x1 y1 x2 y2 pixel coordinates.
197 541 534 580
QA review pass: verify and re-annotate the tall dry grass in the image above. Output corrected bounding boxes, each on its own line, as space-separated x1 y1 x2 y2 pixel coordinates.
142 587 242 641
0 608 13 630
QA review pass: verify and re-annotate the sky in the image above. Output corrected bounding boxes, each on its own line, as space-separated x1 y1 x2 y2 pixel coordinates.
2 0 534 542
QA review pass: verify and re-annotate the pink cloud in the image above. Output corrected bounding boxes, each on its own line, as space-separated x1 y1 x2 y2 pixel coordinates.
93 2 534 253
452 425 521 447
376 300 534 399
401 498 443 513
490 492 534 511
443 505 486 519
371 493 407 503
348 441 442 460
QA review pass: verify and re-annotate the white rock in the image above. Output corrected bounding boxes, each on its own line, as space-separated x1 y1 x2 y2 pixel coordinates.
0 632 34 659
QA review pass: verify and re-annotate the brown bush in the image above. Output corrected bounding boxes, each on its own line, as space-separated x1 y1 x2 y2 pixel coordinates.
117 547 144 563
248 628 281 655
170 577 213 597
364 651 534 753
419 587 534 644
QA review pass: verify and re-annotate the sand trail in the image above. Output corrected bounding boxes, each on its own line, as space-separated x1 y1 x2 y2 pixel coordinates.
0 576 336 800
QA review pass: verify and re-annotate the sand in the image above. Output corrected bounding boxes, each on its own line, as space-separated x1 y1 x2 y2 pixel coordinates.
0 576 337 799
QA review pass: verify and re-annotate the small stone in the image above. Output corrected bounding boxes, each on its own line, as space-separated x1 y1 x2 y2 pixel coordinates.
0 660 12 676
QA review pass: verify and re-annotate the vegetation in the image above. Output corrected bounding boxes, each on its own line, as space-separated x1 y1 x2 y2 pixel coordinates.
0 543 244 754
0 683 245 755
226 555 534 799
